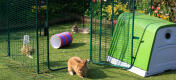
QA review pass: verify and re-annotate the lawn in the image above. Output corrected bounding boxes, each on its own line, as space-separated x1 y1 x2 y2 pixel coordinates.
0 23 176 80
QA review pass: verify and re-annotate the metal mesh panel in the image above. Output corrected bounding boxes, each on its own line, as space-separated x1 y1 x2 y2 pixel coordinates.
0 0 8 55
136 0 152 14
47 0 90 71
90 0 135 68
0 0 89 75
108 13 133 68
91 1 113 62
7 0 37 72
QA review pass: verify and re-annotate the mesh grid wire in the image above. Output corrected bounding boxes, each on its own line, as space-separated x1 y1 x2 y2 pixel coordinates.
0 0 8 55
136 0 153 14
90 0 153 68
0 0 38 73
47 0 90 71
0 0 90 75
133 0 153 66
91 0 113 63
37 0 48 73
107 13 133 68
90 0 136 68
0 0 153 77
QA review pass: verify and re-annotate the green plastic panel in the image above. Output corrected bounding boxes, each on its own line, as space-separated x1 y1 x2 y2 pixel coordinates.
108 12 176 70
133 14 175 70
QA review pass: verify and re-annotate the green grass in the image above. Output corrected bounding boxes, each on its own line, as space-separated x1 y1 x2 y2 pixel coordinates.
0 23 176 80
0 55 176 80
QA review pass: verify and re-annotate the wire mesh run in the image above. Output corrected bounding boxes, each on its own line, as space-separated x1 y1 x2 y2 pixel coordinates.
90 0 136 69
47 0 90 71
0 0 90 74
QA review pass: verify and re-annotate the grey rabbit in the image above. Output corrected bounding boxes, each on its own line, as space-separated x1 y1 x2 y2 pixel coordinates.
72 24 90 34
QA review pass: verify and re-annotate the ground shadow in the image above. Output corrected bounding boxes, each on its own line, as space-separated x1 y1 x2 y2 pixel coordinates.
60 43 86 49
43 60 67 68
88 64 143 80
87 68 107 79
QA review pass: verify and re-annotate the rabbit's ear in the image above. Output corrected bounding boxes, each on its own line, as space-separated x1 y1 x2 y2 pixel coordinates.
86 59 90 63
75 24 78 27
72 25 75 28
86 59 90 64
83 59 90 64
82 59 87 64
